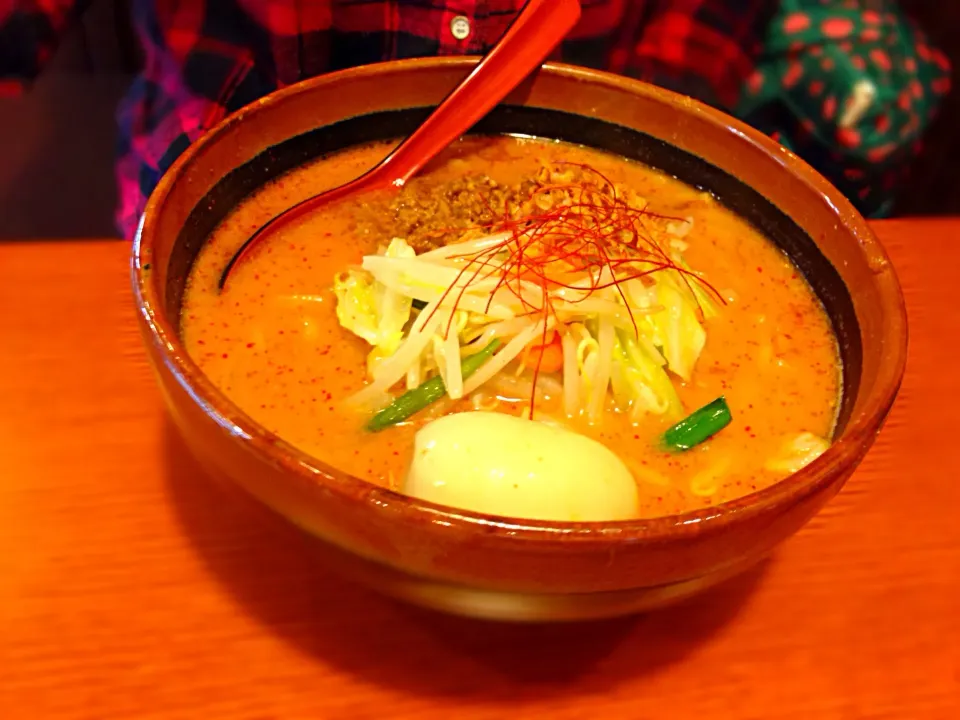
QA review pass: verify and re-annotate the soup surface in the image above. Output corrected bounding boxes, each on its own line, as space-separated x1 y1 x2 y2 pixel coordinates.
182 136 840 519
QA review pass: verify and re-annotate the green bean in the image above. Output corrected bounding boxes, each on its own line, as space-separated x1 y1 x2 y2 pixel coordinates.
366 339 501 432
661 396 732 452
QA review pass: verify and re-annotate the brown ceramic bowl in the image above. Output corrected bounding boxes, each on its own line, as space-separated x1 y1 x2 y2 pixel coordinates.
131 58 907 622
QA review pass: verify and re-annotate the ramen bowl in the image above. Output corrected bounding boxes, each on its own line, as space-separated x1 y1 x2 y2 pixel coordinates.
132 58 906 622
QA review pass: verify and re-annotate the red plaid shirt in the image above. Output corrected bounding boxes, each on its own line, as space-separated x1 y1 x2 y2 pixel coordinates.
0 0 772 239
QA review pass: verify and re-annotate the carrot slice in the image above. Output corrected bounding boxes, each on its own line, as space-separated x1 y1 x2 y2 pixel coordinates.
520 331 564 374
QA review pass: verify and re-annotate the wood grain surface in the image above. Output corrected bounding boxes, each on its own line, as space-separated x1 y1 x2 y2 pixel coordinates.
0 222 957 719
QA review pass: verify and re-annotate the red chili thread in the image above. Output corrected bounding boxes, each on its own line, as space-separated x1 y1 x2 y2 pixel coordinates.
409 164 726 417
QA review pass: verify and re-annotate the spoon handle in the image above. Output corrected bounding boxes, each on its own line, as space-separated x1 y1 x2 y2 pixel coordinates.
218 0 581 290
377 0 582 187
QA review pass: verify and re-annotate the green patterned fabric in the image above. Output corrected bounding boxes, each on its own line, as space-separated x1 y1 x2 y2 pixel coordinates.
739 0 951 217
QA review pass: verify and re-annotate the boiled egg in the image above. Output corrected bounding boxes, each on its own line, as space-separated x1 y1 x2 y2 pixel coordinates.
404 411 639 522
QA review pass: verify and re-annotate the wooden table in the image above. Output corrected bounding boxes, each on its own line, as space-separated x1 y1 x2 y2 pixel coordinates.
1 220 957 719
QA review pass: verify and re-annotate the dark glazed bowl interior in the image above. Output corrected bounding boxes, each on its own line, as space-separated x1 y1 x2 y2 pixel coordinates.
166 105 862 434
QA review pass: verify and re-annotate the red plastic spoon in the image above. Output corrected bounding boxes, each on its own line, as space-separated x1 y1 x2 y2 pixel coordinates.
218 0 582 290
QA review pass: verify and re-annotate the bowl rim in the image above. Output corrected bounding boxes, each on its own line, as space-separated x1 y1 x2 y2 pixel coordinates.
132 56 908 542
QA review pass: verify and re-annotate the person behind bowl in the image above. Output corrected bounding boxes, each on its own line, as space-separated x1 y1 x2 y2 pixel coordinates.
0 1 779 239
